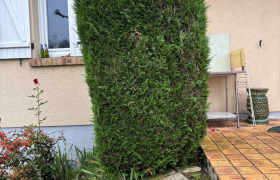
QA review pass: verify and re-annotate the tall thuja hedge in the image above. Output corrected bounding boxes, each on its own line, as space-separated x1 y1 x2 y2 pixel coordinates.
75 0 209 173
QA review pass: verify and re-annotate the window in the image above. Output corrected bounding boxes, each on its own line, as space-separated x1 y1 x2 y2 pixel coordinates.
38 0 81 57
47 0 70 49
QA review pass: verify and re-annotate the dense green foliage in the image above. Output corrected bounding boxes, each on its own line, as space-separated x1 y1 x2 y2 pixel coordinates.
75 0 210 174
0 126 65 179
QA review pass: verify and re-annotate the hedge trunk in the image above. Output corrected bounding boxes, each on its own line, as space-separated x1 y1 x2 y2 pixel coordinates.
75 0 210 173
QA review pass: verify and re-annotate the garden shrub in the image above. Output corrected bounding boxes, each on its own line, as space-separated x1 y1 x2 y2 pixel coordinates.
75 0 210 174
0 126 65 179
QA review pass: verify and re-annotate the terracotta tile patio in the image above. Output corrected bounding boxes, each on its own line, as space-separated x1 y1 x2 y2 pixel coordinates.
202 119 280 180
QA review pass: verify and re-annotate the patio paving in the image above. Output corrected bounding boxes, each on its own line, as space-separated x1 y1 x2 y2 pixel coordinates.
202 119 280 180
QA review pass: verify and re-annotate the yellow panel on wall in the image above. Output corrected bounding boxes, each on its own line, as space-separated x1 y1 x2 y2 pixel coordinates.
230 48 245 68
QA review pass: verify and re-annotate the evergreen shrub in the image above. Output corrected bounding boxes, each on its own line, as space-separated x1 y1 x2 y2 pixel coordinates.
75 0 210 174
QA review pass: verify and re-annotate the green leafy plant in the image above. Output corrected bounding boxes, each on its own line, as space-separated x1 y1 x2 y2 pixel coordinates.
75 0 210 174
192 173 202 180
76 147 143 180
55 144 84 180
118 168 144 180
76 147 114 179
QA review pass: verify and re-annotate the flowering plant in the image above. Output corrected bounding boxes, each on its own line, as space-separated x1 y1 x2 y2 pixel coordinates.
28 78 48 130
0 79 65 179
0 126 65 179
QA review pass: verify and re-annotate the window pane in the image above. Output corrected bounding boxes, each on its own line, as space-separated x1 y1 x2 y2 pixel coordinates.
47 0 70 48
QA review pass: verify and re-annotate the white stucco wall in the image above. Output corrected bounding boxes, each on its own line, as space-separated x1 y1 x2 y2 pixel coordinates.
0 59 92 127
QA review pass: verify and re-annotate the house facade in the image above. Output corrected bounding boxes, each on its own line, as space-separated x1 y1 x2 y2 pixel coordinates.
0 0 280 148
0 0 93 154
206 0 280 117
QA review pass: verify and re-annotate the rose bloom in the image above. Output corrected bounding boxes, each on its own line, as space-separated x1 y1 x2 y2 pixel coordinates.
33 79 39 85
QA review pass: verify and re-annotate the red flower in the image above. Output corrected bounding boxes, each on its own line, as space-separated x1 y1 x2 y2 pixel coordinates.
211 129 215 132
33 79 39 85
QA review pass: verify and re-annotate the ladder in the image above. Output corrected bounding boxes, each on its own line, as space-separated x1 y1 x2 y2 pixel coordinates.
236 63 256 126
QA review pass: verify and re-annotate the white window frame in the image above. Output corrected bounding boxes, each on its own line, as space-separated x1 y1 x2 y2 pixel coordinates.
38 0 81 57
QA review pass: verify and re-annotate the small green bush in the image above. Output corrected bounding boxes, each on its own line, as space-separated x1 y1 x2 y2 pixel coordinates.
75 0 210 174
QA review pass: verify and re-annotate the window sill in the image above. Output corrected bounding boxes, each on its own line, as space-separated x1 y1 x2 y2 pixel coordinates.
29 56 84 67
